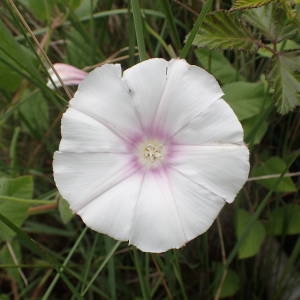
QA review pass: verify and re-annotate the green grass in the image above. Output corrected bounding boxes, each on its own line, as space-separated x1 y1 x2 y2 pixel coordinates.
0 0 300 299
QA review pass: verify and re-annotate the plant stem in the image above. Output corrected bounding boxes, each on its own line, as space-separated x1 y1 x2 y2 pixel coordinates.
180 0 213 59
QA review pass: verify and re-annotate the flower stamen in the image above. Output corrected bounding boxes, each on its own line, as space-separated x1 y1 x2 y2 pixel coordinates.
137 140 166 168
144 143 163 162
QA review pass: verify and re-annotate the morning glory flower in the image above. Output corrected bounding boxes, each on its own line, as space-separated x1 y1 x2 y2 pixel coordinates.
47 63 87 89
53 58 249 253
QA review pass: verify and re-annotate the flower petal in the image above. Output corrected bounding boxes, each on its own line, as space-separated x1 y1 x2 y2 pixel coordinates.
59 108 127 153
70 64 141 140
53 152 134 211
167 169 225 241
47 63 87 89
129 171 186 253
78 173 142 241
154 59 224 135
174 98 244 144
172 144 249 203
123 58 168 129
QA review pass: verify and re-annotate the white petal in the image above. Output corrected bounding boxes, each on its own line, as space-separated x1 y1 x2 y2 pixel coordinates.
59 108 126 153
78 173 142 241
53 152 134 211
129 171 186 253
172 145 249 203
123 58 168 129
167 170 225 241
70 64 141 140
174 98 244 144
154 59 224 135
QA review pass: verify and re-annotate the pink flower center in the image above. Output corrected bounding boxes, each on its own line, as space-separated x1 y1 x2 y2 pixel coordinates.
128 129 174 172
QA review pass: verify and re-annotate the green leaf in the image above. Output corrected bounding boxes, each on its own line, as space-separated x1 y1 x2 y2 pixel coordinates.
258 40 300 57
243 116 268 145
192 11 257 51
0 62 22 92
243 4 297 42
58 197 74 224
18 91 49 138
65 0 82 10
66 29 93 68
235 209 266 259
0 20 39 79
232 0 275 10
214 264 240 298
252 156 297 192
0 241 22 281
223 81 271 121
21 0 55 21
268 51 300 114
0 176 33 241
267 204 300 235
74 0 99 17
0 212 58 267
0 176 33 198
195 49 243 84
0 202 30 241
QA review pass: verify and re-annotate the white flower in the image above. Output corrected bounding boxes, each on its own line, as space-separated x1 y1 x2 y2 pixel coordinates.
53 58 249 253
47 63 87 89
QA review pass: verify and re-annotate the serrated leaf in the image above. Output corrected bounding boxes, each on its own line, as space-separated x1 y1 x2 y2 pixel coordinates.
268 51 300 114
267 204 300 235
252 156 297 192
236 209 266 259
223 81 271 121
258 40 300 57
232 0 275 10
243 4 297 42
195 49 243 84
192 12 257 51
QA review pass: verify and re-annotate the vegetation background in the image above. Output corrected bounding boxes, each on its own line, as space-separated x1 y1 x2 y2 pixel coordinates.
0 0 300 299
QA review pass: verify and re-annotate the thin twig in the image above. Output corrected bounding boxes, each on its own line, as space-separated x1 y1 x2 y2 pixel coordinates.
6 241 28 286
152 255 173 300
214 218 227 300
83 53 139 71
28 202 58 215
248 171 300 182
172 0 198 16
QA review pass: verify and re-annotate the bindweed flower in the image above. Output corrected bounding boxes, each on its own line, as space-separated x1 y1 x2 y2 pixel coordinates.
47 63 87 89
53 58 249 253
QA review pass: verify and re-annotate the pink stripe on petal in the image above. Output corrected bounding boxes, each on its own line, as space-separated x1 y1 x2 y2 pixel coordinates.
47 63 88 89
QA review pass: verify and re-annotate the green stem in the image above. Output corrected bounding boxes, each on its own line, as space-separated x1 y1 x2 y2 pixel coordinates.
81 241 121 296
133 248 150 299
0 195 56 205
180 0 213 59
41 227 88 300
